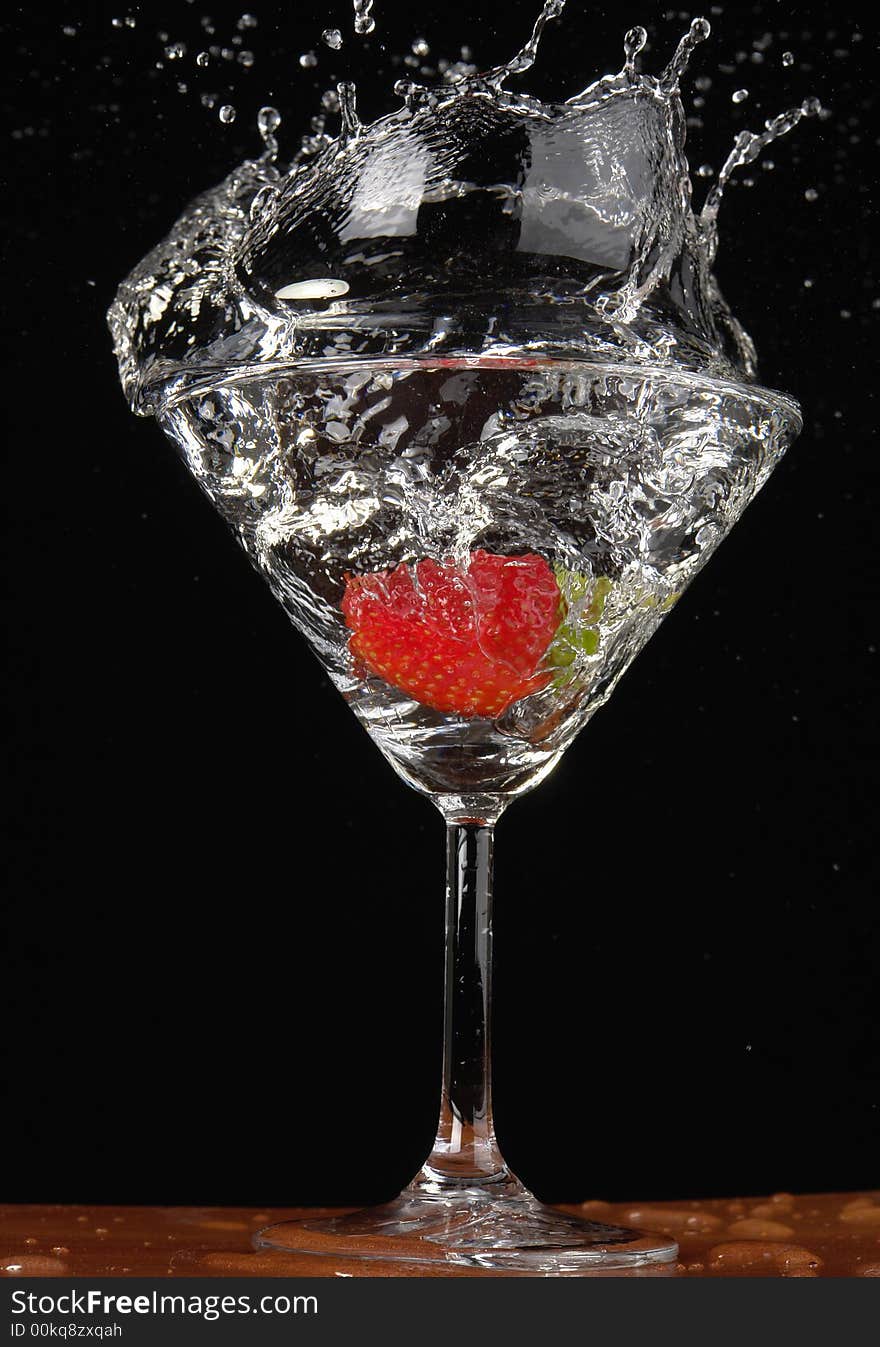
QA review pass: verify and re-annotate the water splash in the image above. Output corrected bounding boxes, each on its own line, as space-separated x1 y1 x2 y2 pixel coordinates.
485 0 566 87
108 5 815 800
700 97 823 260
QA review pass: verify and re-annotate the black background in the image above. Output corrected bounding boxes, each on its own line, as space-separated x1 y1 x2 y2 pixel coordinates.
3 1 877 1207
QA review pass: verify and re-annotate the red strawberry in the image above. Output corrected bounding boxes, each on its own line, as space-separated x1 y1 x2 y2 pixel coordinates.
341 550 562 719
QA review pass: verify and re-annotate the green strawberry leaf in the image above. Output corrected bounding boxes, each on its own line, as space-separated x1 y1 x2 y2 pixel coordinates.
548 569 611 686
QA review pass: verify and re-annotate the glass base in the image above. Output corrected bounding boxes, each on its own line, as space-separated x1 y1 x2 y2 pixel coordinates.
254 1189 678 1274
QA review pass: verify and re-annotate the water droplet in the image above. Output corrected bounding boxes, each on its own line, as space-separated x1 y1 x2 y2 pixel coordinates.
237 12 258 29
354 1 376 36
237 50 255 68
782 51 795 66
200 93 217 109
218 104 236 124
257 106 281 137
804 187 818 201
165 42 186 61
323 29 343 50
196 51 210 67
732 89 749 104
111 17 124 28
299 51 318 69
412 38 430 58
697 163 714 178
125 16 136 28
62 25 77 37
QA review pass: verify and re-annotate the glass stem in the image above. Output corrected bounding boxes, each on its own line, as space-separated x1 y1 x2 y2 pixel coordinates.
408 818 522 1198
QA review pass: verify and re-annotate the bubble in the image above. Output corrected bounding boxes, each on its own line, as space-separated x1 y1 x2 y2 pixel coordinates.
732 89 749 104
218 105 236 124
299 51 318 69
782 51 795 66
323 29 343 50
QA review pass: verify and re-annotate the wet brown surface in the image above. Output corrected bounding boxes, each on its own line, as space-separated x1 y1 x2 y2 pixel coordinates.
1 1193 878 1278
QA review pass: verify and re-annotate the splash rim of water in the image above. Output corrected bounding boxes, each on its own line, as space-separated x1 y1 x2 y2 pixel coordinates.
143 352 803 437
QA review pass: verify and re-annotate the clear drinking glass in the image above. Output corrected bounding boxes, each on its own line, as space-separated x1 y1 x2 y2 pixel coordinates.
110 51 802 1271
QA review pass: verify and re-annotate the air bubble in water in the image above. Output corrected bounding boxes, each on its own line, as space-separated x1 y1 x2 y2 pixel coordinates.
323 29 343 50
732 88 749 103
218 104 236 124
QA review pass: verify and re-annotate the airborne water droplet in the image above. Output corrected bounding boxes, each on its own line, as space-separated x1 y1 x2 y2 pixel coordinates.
300 51 318 69
196 51 209 67
218 104 236 124
732 88 749 103
354 1 376 37
782 51 795 66
323 29 343 50
257 106 281 137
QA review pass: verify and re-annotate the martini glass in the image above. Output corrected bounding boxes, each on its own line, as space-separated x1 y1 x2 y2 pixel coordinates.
154 356 799 1274
110 43 803 1272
